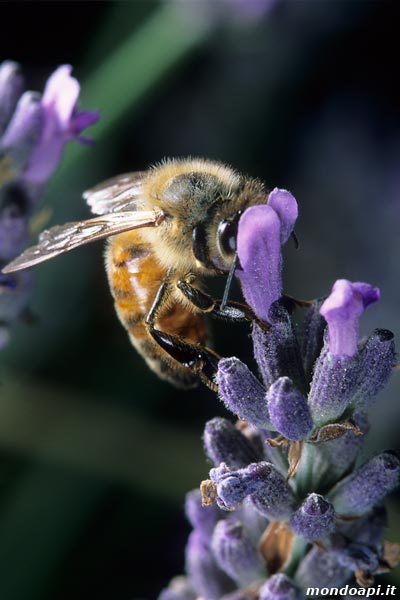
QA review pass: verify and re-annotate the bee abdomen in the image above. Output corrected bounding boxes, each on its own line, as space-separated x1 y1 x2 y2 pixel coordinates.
106 231 205 388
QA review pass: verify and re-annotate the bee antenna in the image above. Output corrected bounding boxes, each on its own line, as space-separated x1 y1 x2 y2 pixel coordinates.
220 252 239 311
291 230 300 250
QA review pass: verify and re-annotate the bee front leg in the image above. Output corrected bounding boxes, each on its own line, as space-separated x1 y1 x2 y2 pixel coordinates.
176 277 268 329
145 277 220 390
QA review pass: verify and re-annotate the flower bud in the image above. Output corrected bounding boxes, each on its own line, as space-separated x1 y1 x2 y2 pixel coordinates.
351 329 395 410
308 339 359 426
289 494 335 541
210 462 296 519
295 547 352 588
328 451 400 517
252 301 306 392
185 530 234 600
185 489 221 540
267 376 312 440
217 357 271 429
211 519 266 587
204 417 262 469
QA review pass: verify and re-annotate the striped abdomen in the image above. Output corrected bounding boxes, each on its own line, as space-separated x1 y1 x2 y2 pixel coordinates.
106 230 208 387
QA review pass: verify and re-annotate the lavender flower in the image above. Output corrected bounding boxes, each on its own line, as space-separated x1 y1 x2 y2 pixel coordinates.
236 188 297 323
0 61 99 346
159 188 399 598
24 65 99 185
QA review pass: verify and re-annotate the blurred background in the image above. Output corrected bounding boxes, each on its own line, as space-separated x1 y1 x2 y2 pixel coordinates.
0 1 399 598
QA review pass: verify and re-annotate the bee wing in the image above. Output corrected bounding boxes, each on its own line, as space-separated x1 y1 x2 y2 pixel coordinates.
2 210 165 273
83 172 147 215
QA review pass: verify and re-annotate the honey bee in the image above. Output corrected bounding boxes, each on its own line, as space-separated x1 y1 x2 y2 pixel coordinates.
3 158 268 388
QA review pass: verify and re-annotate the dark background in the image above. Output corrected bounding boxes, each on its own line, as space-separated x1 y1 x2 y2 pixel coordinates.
0 1 400 598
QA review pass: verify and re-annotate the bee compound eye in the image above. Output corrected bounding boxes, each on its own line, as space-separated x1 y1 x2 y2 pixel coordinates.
217 212 241 258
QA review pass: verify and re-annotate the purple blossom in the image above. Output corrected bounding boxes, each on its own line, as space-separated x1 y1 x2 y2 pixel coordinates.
161 271 398 597
236 188 298 323
320 279 380 358
0 60 99 348
24 65 99 185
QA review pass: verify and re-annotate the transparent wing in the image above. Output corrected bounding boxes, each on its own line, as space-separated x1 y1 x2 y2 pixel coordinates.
83 172 147 215
2 210 165 273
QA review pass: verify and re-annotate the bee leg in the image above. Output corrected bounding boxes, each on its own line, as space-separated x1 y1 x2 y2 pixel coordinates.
145 279 220 390
176 279 269 330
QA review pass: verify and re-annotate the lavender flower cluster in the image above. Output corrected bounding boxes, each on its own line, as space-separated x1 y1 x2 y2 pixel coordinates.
159 190 399 599
0 61 98 347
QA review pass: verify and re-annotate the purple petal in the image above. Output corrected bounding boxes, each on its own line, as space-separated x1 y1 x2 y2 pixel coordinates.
0 91 42 173
70 109 100 136
41 65 80 128
236 204 282 323
267 188 298 244
24 132 65 185
320 279 380 357
0 61 24 136
24 65 99 185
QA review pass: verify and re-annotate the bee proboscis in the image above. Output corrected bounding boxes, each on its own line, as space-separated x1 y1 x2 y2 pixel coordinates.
3 158 269 388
